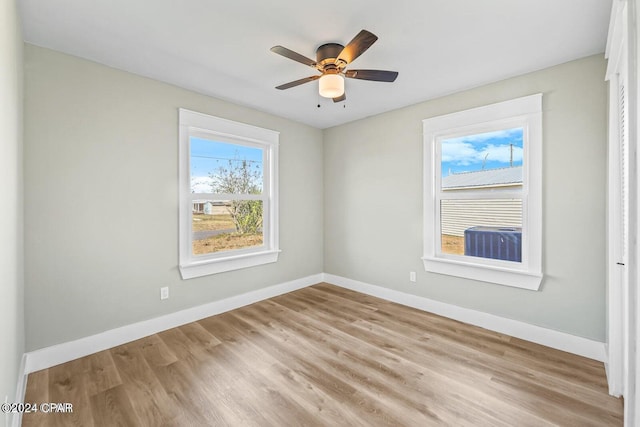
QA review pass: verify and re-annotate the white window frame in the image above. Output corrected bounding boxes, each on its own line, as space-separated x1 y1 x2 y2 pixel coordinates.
604 0 629 401
179 109 280 279
422 94 543 290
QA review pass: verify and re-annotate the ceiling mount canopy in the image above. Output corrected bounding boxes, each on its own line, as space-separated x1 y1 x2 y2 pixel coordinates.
271 30 398 103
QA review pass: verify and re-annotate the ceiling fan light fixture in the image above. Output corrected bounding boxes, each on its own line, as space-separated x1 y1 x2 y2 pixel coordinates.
272 30 397 102
318 74 344 98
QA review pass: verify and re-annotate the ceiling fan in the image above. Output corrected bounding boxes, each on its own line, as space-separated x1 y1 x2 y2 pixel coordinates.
271 30 398 103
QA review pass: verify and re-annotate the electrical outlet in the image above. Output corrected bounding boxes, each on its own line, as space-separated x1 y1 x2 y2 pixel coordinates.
409 271 417 282
160 286 169 300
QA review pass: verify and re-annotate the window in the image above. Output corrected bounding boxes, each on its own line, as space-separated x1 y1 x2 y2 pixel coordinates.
179 109 279 279
422 94 542 290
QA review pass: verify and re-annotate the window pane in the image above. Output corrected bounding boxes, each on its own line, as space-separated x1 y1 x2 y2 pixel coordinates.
440 199 522 262
192 200 263 255
440 128 523 188
190 137 264 194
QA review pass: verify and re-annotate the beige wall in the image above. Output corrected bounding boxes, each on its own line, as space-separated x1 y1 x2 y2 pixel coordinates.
24 45 324 351
0 0 24 422
23 44 608 352
324 54 607 341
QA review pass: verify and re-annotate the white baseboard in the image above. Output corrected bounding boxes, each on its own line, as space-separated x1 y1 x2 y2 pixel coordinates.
21 271 606 382
322 273 607 362
23 274 322 374
11 354 27 427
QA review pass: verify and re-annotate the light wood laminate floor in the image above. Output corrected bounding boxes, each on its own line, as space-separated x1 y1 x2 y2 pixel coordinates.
22 283 623 426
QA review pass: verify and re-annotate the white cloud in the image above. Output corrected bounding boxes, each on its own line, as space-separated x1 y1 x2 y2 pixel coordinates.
191 176 213 193
441 129 523 166
441 141 480 165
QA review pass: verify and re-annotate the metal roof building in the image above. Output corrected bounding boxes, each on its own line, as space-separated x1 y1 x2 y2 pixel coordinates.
442 166 522 190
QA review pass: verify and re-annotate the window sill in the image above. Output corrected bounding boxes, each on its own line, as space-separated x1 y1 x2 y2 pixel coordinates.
422 256 542 290
180 249 281 279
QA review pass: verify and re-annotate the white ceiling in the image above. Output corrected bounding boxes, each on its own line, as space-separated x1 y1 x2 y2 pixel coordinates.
19 0 612 129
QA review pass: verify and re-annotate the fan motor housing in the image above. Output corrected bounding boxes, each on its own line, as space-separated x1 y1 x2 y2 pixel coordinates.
316 43 345 69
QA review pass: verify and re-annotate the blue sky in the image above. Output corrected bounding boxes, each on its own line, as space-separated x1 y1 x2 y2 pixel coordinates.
441 128 523 176
190 137 263 193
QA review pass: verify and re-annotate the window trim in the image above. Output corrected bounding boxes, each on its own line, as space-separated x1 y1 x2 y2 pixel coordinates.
178 109 280 279
422 94 543 290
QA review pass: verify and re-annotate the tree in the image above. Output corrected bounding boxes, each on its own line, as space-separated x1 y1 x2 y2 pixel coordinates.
210 156 263 234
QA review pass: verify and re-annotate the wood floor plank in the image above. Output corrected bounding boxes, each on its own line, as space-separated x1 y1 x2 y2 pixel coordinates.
46 358 93 427
83 350 122 397
88 384 141 427
246 297 546 426
157 328 261 425
233 303 471 425
109 343 176 425
310 284 617 405
22 370 49 427
150 359 233 426
343 306 620 417
178 321 222 349
21 283 623 426
198 314 353 426
194 315 365 425
128 334 178 368
213 313 406 426
296 290 619 425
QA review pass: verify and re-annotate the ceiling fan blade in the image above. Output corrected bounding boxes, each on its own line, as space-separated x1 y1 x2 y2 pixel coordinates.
333 93 346 103
271 46 316 67
275 75 321 90
337 30 378 64
344 69 398 82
